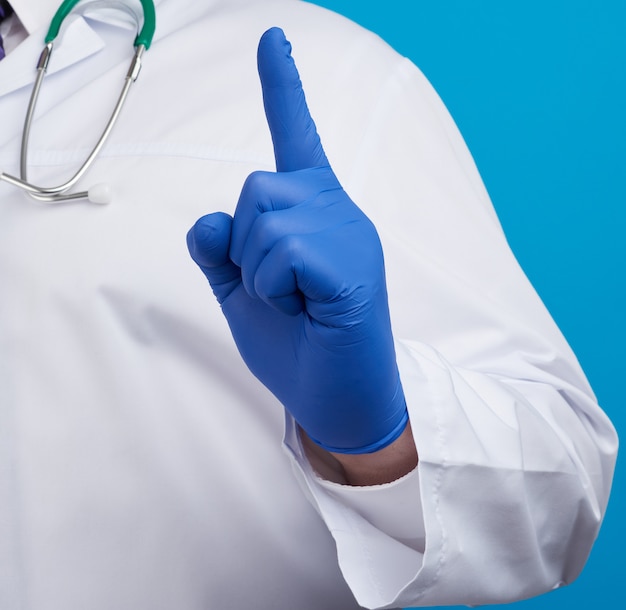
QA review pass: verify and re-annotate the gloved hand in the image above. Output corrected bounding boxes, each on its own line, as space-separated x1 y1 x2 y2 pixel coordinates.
187 27 408 454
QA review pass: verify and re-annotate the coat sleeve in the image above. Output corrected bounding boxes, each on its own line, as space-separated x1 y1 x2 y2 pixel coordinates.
282 33 618 610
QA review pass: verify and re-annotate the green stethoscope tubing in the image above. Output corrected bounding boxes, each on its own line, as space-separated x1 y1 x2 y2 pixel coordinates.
47 0 156 49
0 0 156 203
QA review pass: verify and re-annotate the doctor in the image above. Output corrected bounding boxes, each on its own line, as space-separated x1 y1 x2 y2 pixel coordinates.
0 1 618 610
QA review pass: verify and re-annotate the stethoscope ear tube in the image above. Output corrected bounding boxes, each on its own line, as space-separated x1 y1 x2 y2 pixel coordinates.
46 0 156 49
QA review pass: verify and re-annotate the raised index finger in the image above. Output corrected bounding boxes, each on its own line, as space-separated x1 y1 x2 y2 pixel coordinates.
257 27 329 172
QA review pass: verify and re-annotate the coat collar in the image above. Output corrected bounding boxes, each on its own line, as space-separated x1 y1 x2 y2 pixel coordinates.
7 0 58 35
9 0 168 36
0 15 106 97
0 0 168 97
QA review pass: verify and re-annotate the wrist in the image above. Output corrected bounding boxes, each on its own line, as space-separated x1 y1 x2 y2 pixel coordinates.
301 422 418 486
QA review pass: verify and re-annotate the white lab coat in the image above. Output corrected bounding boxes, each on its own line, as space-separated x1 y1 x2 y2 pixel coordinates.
0 1 618 609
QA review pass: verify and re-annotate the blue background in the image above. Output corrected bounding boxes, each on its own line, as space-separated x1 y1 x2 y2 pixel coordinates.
309 1 624 608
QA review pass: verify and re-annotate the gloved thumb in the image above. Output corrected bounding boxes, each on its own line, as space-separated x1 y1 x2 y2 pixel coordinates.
186 212 242 304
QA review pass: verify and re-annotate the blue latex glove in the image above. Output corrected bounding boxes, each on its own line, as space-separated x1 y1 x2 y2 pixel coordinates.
187 27 408 454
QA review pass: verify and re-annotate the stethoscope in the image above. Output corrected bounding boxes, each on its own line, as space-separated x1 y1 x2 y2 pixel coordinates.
0 0 156 204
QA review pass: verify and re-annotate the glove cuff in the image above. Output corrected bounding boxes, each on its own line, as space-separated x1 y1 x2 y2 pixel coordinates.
311 406 410 455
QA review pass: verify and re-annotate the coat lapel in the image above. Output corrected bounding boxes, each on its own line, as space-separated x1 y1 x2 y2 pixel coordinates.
0 17 108 98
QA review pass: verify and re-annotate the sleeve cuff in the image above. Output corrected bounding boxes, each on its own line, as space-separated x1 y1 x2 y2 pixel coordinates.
282 412 426 609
